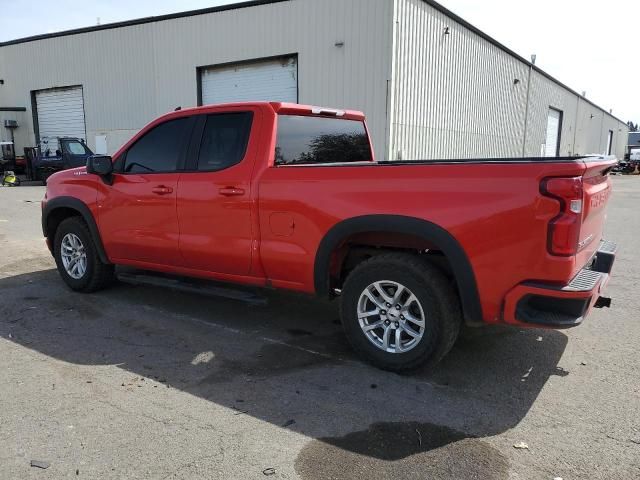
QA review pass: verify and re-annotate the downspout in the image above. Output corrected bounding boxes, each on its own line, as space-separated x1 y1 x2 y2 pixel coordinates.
386 2 400 162
572 95 580 155
521 64 533 157
599 112 605 154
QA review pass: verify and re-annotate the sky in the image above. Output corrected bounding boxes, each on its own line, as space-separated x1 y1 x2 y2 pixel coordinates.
1 0 638 123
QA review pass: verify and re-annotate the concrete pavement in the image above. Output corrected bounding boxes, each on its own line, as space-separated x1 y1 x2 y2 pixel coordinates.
0 177 638 479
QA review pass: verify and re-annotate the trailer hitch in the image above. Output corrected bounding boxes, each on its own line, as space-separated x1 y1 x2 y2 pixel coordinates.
594 296 612 309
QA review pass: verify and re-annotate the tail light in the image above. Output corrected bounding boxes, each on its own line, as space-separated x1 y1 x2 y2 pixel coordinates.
540 176 584 256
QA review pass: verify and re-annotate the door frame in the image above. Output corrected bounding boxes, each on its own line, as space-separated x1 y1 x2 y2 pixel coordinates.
174 104 264 276
546 106 563 157
31 85 87 146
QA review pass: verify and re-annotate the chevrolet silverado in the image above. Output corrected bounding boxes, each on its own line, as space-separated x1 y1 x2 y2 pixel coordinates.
41 102 617 371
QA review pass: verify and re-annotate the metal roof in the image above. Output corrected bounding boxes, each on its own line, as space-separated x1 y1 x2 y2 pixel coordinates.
0 0 289 47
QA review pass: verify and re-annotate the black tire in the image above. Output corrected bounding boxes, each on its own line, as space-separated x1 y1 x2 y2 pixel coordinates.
34 170 45 185
53 217 115 293
340 253 462 372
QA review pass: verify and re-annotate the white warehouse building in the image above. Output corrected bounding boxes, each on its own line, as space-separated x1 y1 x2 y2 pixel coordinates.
0 0 629 160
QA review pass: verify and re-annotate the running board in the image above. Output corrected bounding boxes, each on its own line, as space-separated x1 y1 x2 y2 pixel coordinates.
116 271 268 306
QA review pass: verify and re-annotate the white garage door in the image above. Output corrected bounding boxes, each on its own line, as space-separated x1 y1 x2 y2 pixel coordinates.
201 56 298 105
544 108 562 157
36 86 86 153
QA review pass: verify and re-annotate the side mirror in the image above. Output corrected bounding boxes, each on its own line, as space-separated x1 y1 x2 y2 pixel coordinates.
86 155 113 176
87 155 114 185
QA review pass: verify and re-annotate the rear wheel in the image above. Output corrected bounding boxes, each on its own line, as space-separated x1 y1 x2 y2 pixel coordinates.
53 217 115 292
340 253 461 372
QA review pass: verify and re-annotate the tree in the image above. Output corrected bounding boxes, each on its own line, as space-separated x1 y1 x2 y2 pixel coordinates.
627 121 638 132
279 133 371 165
300 133 370 164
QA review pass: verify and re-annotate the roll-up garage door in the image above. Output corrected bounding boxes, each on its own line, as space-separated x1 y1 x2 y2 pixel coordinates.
200 56 298 105
544 108 562 157
35 86 86 153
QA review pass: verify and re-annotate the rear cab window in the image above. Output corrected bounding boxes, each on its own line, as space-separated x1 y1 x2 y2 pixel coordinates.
275 115 372 166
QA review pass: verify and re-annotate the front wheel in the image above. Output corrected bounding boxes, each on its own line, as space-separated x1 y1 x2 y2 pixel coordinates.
340 253 462 372
53 217 115 293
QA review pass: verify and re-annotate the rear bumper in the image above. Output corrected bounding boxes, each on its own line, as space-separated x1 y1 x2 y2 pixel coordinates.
503 240 616 328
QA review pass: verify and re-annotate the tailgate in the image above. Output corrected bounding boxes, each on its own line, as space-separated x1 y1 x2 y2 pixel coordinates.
575 157 616 270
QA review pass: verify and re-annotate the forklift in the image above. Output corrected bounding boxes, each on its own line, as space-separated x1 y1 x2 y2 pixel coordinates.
1 140 20 186
1 119 20 185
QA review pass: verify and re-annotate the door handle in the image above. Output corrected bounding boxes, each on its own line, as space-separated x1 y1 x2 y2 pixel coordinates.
151 185 174 195
219 187 245 197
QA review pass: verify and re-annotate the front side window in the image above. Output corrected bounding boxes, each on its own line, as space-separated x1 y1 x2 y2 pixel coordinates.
197 112 253 171
124 118 191 173
275 115 372 165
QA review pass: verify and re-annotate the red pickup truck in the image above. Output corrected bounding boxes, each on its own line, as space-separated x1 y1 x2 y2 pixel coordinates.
42 102 616 371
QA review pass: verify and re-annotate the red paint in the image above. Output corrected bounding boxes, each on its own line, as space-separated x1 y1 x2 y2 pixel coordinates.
42 102 616 326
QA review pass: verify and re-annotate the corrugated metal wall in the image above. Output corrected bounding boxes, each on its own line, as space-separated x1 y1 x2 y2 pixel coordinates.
0 111 29 149
0 0 628 160
525 72 579 157
0 49 30 149
389 0 529 160
0 0 393 156
570 99 627 156
390 0 629 160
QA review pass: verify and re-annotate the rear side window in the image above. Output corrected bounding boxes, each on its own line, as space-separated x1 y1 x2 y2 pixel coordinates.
124 118 191 173
197 112 253 171
275 115 372 165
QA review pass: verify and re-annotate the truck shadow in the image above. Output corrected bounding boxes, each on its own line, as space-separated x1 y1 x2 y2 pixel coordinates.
2 268 569 478
13 176 45 187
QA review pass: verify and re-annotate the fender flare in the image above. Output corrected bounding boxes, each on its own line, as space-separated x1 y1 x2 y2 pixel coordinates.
313 215 483 324
42 196 110 264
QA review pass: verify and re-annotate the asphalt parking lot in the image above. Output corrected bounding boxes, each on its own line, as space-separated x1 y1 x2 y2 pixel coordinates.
0 177 638 480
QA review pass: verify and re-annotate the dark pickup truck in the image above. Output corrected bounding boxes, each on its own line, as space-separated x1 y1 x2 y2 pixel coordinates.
30 137 93 183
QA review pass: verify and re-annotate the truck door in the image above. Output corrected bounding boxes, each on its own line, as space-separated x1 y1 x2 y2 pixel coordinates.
61 138 93 169
176 109 258 275
98 117 194 266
